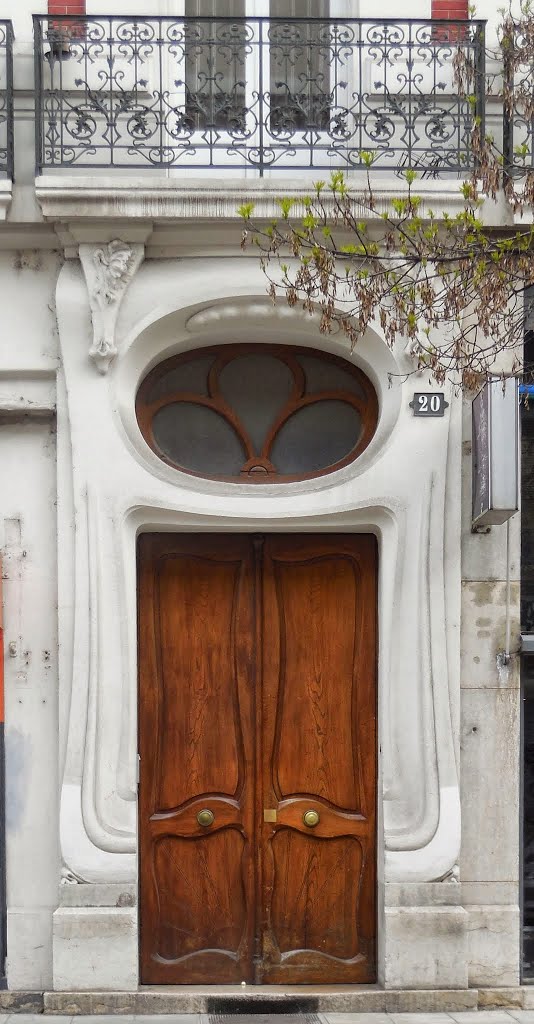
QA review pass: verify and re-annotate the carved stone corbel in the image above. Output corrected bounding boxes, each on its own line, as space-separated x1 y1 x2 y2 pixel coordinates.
79 239 145 374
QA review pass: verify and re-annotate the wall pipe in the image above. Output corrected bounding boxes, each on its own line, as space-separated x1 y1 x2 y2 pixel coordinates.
504 518 512 664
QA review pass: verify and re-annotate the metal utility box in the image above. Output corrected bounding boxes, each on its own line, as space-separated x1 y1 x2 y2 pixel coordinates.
472 377 519 527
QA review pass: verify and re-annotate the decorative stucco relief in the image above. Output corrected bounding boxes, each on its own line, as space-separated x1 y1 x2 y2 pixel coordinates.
79 239 145 374
186 301 321 333
60 865 83 885
187 300 424 381
55 262 461 884
59 481 136 881
384 407 462 880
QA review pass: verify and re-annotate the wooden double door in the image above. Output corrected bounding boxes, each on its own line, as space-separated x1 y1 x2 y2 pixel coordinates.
138 533 377 985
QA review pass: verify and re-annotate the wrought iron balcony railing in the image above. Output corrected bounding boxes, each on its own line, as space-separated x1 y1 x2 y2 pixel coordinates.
503 22 534 178
0 21 14 180
33 15 486 177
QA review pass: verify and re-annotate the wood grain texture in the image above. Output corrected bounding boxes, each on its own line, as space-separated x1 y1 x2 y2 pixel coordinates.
155 553 243 808
269 830 362 958
154 830 247 960
138 533 377 985
260 535 377 983
138 534 256 984
270 554 361 808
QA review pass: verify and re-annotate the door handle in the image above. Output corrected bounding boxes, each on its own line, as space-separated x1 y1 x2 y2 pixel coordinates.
197 808 215 827
303 809 320 828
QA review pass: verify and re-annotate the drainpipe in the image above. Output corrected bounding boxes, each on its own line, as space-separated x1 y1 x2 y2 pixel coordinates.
504 518 512 663
0 550 7 988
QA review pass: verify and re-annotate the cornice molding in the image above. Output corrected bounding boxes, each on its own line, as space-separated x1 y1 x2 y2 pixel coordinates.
0 368 56 418
34 174 514 228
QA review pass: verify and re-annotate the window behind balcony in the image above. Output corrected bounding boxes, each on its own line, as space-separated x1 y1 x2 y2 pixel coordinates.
269 0 329 133
184 0 247 132
184 0 329 135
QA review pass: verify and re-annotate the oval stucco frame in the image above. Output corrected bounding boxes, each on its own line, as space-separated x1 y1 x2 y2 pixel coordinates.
55 258 461 898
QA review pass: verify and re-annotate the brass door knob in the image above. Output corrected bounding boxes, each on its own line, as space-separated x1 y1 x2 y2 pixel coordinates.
197 808 215 827
303 809 320 828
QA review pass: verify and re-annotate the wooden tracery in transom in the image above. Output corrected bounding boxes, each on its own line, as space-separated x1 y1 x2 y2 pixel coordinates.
136 343 378 483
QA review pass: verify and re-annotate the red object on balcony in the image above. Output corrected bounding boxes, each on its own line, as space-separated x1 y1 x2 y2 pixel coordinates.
432 0 469 41
48 0 85 46
432 0 469 17
48 0 85 12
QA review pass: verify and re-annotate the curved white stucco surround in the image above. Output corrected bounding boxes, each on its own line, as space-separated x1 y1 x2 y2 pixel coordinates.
55 256 461 885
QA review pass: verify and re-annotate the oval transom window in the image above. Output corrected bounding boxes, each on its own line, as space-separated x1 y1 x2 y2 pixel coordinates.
136 344 378 482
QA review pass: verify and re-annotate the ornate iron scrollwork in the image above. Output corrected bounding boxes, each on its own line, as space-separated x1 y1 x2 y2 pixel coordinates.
0 21 13 180
34 14 485 176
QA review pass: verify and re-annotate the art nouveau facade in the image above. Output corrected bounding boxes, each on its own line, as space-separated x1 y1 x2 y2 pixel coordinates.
0 0 527 1008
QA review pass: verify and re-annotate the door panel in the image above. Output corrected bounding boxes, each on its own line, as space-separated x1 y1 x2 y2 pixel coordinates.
155 552 245 807
153 830 248 960
260 536 377 983
138 533 377 985
269 830 362 956
138 534 256 984
269 553 362 808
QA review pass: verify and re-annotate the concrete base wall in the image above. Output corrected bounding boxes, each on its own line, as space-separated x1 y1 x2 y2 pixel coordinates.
50 883 483 993
466 904 520 988
52 906 138 992
381 883 468 990
383 906 468 989
52 885 137 992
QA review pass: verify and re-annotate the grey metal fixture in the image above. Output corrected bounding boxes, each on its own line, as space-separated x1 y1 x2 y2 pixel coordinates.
472 377 519 528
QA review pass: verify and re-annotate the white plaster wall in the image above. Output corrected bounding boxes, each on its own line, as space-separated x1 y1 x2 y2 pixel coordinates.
0 249 60 990
0 252 59 371
1 421 59 990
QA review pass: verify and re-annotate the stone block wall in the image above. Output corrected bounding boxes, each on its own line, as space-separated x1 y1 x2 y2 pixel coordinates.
460 399 521 988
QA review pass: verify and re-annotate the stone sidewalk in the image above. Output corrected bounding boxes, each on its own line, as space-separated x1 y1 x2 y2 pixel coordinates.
2 1013 534 1024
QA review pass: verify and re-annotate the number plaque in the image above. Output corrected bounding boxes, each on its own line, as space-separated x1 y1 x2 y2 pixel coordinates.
409 392 448 417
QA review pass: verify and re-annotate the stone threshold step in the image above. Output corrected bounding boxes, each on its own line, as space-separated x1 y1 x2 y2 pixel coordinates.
44 989 481 1015
0 987 531 1016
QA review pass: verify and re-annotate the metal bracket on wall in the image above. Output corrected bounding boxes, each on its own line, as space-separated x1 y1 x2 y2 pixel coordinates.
521 634 534 655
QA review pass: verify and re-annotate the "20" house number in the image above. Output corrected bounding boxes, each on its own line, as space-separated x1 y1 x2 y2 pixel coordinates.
410 393 449 417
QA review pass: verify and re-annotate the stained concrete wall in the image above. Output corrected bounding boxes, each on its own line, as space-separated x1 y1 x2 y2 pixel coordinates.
0 250 60 989
460 400 521 987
